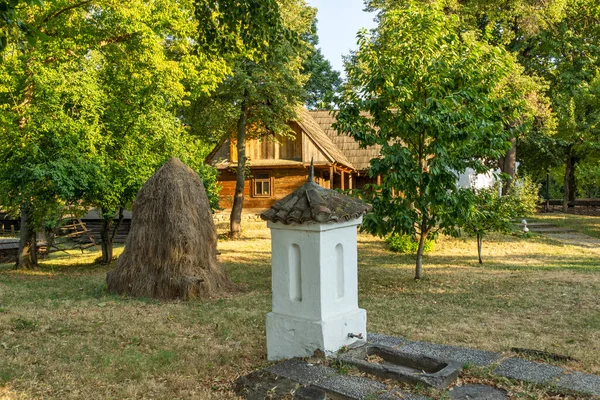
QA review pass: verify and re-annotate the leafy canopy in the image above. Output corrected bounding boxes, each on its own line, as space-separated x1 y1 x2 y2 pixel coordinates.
335 1 534 277
0 0 225 228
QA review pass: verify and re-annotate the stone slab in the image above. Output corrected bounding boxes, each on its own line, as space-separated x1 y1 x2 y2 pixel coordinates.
448 384 508 400
377 389 432 399
313 374 386 399
293 386 327 400
265 359 336 385
558 371 600 397
493 358 565 384
532 227 576 233
399 341 501 367
368 333 411 348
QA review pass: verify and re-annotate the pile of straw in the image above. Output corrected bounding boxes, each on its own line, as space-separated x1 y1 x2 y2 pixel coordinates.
106 158 231 300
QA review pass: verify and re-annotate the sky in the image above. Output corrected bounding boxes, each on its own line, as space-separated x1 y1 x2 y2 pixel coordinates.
305 0 377 76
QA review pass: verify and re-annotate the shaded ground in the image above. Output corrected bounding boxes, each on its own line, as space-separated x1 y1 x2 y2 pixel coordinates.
0 214 599 399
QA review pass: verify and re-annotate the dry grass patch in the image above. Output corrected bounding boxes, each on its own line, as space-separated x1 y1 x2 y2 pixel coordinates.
0 214 598 399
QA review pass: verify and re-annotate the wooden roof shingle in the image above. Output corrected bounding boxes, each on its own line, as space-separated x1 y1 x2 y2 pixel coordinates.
308 110 381 171
261 167 371 224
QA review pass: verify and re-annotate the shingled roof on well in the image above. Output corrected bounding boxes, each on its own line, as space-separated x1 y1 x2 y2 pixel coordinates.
261 168 371 225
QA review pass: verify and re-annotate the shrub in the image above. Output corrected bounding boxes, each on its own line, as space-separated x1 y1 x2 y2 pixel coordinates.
506 176 540 217
386 234 434 254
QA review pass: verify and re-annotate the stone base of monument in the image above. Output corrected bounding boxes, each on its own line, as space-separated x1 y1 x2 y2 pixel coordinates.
337 343 462 389
266 309 367 361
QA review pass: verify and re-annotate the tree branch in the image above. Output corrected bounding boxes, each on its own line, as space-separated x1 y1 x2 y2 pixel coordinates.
98 33 136 48
39 1 93 27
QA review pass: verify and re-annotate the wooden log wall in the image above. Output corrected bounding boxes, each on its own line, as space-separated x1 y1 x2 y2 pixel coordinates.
230 130 302 163
217 167 309 209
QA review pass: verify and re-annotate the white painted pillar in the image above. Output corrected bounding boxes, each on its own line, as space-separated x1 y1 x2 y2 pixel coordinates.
266 218 367 360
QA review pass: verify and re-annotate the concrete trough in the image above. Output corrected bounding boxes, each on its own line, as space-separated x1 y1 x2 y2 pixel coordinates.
338 343 462 389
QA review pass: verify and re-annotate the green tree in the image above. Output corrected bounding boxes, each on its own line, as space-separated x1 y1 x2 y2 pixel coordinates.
511 0 600 210
197 0 314 238
81 0 225 264
0 0 106 267
335 1 533 279
440 0 600 206
463 178 538 264
0 0 225 267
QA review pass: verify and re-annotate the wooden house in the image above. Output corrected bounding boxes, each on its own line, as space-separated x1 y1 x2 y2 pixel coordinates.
207 108 381 209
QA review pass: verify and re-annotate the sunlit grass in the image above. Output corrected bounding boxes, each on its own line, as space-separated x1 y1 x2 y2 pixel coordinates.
0 214 598 399
533 212 600 239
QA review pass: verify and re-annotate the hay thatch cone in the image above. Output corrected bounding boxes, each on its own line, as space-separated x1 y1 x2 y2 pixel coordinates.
106 158 232 300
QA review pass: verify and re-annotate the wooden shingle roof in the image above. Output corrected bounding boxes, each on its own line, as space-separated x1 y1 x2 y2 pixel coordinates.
308 110 381 171
261 166 371 224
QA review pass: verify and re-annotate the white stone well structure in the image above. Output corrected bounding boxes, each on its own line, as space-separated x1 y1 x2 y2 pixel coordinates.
261 165 371 360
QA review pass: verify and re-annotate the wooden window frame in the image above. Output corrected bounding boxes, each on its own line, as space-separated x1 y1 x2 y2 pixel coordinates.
253 171 273 198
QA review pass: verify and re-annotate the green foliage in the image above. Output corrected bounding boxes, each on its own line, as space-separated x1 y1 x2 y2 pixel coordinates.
430 0 600 205
512 0 600 201
0 0 227 265
463 186 513 240
196 0 296 60
577 159 600 198
463 178 539 263
464 179 539 238
386 234 434 254
0 0 45 53
336 1 534 278
506 177 541 218
191 0 314 141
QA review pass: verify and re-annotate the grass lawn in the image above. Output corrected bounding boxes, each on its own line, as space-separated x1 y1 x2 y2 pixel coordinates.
532 212 600 239
0 213 599 399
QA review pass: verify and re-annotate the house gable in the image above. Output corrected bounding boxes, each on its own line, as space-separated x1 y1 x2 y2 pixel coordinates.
206 108 354 171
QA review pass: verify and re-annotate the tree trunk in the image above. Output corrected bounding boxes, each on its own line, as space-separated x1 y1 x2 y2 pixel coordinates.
45 228 55 257
111 207 125 243
414 224 429 280
229 99 249 239
100 208 114 264
477 233 483 264
17 202 37 269
563 149 573 212
499 137 517 195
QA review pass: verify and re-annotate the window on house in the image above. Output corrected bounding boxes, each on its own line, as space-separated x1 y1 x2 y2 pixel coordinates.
254 172 271 197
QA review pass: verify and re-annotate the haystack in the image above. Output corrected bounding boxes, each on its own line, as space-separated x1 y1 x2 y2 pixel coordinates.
106 158 231 300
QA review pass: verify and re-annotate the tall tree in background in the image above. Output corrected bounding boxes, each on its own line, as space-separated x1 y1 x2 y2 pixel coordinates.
428 0 559 193
336 1 534 279
81 0 226 264
0 0 226 267
516 1 600 209
302 20 342 109
436 0 599 203
0 0 105 268
197 0 313 238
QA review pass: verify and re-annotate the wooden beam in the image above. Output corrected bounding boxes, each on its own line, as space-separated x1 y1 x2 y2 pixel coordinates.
377 175 381 185
349 173 353 189
329 166 334 189
341 170 345 190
